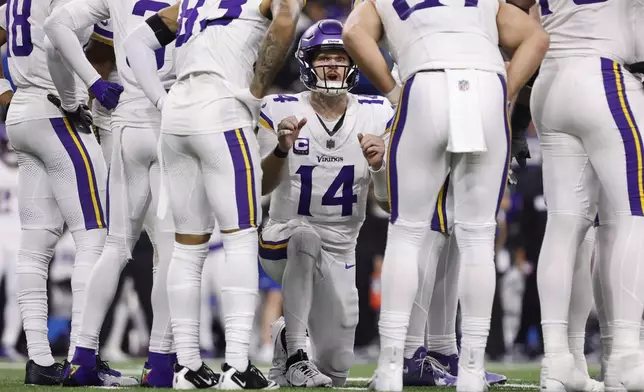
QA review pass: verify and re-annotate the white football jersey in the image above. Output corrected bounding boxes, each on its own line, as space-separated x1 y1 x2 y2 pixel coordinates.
162 0 270 134
539 0 634 63
257 92 394 249
60 0 176 127
0 158 20 245
374 0 505 83
90 19 120 131
4 0 90 125
635 0 644 62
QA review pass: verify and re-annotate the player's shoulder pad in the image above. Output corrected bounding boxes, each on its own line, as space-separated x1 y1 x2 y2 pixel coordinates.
353 93 395 133
260 93 301 131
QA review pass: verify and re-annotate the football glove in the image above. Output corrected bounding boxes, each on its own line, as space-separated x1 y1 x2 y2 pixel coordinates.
90 79 124 110
47 94 93 135
627 62 644 84
511 126 531 169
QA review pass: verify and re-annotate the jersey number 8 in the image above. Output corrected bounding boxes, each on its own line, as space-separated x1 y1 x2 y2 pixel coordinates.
296 165 358 217
6 0 33 57
393 0 478 21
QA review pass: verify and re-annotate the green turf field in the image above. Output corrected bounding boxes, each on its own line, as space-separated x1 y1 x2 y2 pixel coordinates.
0 359 577 392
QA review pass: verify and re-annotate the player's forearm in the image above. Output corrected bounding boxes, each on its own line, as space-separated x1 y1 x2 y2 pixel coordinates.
343 29 395 95
250 7 299 98
261 148 289 195
123 19 170 110
504 32 548 101
44 7 101 88
45 38 82 111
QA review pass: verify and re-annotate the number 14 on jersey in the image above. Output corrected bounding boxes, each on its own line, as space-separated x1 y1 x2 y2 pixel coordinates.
296 165 358 217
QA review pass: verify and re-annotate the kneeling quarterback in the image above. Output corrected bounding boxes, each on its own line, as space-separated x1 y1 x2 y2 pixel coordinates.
257 19 391 388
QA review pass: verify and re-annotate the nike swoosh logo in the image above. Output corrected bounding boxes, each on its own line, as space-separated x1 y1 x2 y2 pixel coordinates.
232 375 246 387
198 375 213 386
345 264 355 269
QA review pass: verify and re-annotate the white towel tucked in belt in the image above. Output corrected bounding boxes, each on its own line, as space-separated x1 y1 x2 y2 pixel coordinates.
445 69 486 153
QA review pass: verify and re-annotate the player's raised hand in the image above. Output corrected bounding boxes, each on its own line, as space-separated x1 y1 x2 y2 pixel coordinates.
358 133 385 170
277 116 307 153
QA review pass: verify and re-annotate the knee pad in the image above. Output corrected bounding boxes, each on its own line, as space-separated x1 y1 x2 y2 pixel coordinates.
454 223 496 251
221 227 257 255
16 228 61 277
288 226 321 261
388 222 427 248
316 348 353 387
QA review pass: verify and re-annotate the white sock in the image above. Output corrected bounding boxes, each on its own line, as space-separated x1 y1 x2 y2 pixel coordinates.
76 234 130 351
220 229 259 372
282 227 321 357
427 235 459 355
607 216 644 353
456 223 496 370
16 229 60 367
537 214 590 357
168 241 208 372
593 223 614 369
148 231 174 354
379 223 424 366
405 231 446 358
69 228 107 361
568 226 594 375
2 256 23 349
199 255 215 350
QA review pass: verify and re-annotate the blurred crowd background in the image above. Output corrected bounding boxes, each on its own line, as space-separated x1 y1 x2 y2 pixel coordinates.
0 0 602 366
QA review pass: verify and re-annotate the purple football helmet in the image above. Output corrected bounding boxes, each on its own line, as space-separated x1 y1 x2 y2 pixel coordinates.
296 19 359 95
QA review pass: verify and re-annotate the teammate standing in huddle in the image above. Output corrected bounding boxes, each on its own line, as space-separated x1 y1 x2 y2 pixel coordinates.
85 19 119 165
44 0 179 386
1 0 114 385
508 0 644 390
342 1 548 391
122 0 304 387
256 19 394 388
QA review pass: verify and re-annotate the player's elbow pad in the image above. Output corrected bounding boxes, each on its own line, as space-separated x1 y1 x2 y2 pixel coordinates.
145 13 176 47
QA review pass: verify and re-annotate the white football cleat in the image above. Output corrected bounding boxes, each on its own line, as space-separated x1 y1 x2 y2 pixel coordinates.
456 365 488 392
604 350 644 392
268 317 289 387
369 347 403 392
541 354 604 392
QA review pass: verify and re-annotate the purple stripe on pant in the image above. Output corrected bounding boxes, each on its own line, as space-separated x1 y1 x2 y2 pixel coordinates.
496 74 511 217
600 57 644 216
388 75 416 224
224 129 256 230
50 117 105 230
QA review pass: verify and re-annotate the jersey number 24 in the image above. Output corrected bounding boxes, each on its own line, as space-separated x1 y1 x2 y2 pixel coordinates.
296 165 358 217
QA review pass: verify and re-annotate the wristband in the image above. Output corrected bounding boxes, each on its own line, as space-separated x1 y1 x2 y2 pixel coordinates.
273 145 288 158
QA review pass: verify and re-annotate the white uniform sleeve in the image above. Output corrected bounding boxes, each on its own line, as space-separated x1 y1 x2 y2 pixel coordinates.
0 5 7 31
44 0 109 87
256 100 279 160
123 22 167 110
370 105 395 202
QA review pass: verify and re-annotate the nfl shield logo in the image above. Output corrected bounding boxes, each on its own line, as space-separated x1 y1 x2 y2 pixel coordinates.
326 139 335 149
459 80 469 91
